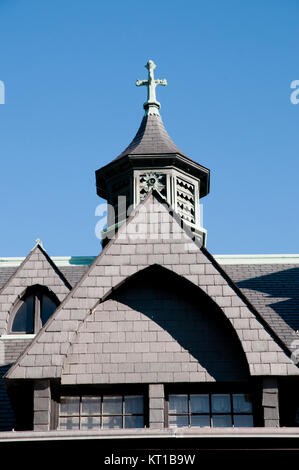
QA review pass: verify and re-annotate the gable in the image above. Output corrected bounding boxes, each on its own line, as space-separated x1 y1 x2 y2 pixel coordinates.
0 244 71 336
62 266 250 385
6 193 299 380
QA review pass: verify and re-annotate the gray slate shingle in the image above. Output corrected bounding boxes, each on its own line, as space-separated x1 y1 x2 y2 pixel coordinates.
0 265 89 291
114 113 188 160
6 193 298 380
1 262 299 351
223 264 299 350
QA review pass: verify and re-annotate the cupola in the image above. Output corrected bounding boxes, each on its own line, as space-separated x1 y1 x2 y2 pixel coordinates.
95 60 210 245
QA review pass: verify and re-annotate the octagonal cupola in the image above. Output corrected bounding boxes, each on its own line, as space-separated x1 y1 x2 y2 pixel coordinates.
95 60 210 244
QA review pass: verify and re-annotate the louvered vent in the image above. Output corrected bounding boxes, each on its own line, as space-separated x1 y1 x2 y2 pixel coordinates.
176 177 195 224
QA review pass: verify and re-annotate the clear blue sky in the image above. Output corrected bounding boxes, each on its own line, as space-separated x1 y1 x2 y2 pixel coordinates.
0 0 298 257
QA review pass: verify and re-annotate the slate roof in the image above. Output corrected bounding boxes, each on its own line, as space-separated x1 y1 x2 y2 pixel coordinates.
0 264 89 291
95 112 210 200
59 265 90 287
0 256 299 352
0 268 16 291
223 263 299 350
5 192 299 381
114 113 188 160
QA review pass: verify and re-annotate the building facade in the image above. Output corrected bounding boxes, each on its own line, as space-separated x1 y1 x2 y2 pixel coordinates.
0 61 299 461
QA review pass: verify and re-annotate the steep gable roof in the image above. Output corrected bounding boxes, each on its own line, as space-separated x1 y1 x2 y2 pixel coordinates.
61 264 251 385
0 243 72 335
5 192 299 380
2 258 298 351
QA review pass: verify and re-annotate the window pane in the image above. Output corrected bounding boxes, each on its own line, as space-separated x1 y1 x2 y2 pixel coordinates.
191 415 210 427
102 416 122 429
82 397 101 415
234 415 254 427
211 394 231 413
60 397 80 415
12 296 34 333
233 394 252 413
41 295 57 325
190 395 209 413
212 415 232 427
169 395 188 413
81 416 101 430
59 417 79 430
103 396 122 415
169 415 189 427
125 415 144 428
124 396 143 415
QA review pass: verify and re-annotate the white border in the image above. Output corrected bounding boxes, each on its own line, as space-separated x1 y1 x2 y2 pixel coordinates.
1 254 299 267
0 256 96 267
213 254 299 265
0 334 36 340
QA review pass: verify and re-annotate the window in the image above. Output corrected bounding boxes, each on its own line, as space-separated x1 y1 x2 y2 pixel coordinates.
10 285 59 334
168 393 254 428
59 394 145 430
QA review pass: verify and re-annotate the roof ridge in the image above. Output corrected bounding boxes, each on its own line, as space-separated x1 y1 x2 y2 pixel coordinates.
0 244 72 296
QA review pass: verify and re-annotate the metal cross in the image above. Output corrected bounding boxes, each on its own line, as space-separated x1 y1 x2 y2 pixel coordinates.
136 60 167 113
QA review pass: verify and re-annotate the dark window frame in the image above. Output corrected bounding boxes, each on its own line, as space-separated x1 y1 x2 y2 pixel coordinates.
165 383 258 428
55 385 149 431
8 285 59 334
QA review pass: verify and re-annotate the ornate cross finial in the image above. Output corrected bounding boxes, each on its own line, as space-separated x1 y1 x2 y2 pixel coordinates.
136 60 167 115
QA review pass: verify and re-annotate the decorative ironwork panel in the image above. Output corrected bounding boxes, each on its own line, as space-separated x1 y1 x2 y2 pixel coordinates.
139 173 166 200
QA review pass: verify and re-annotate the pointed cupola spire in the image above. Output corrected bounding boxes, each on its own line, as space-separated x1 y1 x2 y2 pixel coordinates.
95 60 210 244
114 60 187 160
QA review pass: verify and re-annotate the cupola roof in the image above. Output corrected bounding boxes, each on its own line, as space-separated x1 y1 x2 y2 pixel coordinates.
96 60 210 200
113 112 188 161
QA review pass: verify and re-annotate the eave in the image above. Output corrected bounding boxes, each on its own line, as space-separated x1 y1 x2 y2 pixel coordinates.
0 427 299 443
96 153 210 199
